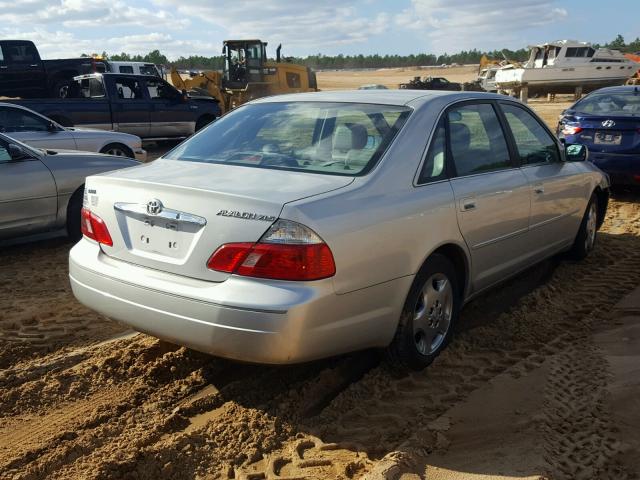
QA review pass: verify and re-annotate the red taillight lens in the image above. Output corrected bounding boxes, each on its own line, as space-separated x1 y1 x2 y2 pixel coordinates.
81 207 113 246
562 125 583 136
207 220 336 281
208 242 335 281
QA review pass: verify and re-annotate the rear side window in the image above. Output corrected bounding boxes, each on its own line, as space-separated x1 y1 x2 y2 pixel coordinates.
501 104 559 165
119 66 134 74
448 103 510 176
114 78 144 100
418 119 446 183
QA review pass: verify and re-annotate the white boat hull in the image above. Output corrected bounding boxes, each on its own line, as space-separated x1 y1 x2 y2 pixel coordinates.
495 64 637 94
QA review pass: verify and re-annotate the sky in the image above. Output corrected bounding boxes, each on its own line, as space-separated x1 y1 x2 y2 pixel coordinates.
0 0 636 60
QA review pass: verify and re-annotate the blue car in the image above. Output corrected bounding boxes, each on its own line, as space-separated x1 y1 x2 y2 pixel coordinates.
558 86 640 185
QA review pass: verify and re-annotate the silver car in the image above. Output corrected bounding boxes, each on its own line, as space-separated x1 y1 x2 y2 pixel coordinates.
0 103 147 161
0 133 138 242
69 90 609 370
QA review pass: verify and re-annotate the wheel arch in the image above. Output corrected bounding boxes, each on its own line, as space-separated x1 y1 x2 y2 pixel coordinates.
593 186 609 230
420 241 470 301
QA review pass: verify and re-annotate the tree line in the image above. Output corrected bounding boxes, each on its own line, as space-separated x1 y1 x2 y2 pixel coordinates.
83 34 640 71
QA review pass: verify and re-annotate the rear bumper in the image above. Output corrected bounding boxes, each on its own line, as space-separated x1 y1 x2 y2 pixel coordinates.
589 151 640 185
69 240 411 364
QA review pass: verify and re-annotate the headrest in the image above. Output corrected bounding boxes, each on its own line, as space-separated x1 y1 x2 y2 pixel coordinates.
333 123 369 151
449 122 471 151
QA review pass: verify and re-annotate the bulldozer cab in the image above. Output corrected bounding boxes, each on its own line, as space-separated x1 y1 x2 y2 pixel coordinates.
223 40 267 89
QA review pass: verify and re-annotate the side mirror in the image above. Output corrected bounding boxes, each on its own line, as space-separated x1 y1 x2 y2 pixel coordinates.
181 89 188 102
47 121 58 132
8 144 29 160
565 144 588 162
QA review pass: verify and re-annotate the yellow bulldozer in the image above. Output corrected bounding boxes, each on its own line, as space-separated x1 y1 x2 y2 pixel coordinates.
171 40 317 114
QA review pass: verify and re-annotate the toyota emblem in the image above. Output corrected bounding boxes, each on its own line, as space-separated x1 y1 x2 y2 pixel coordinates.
146 199 163 215
601 119 616 128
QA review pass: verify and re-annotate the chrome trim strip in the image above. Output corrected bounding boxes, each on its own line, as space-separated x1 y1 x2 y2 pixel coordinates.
473 227 529 249
114 202 207 227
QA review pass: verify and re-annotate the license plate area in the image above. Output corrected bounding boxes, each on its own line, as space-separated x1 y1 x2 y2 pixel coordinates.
594 131 622 145
132 216 184 258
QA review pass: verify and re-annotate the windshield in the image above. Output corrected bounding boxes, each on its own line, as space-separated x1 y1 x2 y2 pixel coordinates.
164 102 412 176
573 91 640 116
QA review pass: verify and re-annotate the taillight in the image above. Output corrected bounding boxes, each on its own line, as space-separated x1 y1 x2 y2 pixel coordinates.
81 207 113 246
207 219 336 281
562 125 583 136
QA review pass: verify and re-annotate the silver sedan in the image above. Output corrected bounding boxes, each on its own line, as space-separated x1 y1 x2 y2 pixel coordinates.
69 90 609 370
0 133 138 242
0 103 147 161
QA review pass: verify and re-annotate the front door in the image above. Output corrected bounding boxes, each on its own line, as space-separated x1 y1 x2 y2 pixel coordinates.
144 78 195 137
445 102 531 292
0 139 57 240
499 101 587 258
109 76 150 138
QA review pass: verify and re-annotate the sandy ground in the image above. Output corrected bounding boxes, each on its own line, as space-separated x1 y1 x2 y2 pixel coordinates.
316 66 479 91
1 96 640 479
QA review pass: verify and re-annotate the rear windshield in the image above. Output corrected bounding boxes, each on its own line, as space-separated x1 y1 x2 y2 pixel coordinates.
573 91 640 116
164 102 412 176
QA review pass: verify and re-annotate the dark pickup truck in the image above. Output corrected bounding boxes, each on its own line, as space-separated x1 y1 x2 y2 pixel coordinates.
7 73 221 140
0 40 108 98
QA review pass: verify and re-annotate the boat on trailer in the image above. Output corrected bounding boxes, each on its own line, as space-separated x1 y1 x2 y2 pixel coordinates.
494 40 638 96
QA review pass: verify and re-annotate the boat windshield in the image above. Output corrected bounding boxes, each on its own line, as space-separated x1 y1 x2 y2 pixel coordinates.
573 91 640 116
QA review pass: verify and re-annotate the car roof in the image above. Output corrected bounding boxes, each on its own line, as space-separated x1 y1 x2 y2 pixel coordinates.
250 89 507 107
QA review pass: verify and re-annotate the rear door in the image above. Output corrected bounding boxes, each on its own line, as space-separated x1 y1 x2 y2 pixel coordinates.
0 138 57 239
0 41 46 97
446 101 531 292
107 76 150 138
144 77 195 137
0 106 77 150
499 102 587 257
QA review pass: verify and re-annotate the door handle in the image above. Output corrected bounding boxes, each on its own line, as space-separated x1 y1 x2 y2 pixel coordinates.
30 64 39 67
533 184 545 194
461 198 476 211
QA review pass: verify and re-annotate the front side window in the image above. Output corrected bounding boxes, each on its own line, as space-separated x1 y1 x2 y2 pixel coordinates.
0 108 48 133
164 102 411 176
4 43 38 63
501 104 559 165
0 139 11 163
145 79 176 100
74 78 106 98
447 103 511 176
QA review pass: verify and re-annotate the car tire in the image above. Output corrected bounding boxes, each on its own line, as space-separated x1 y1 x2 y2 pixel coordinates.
568 194 598 260
66 188 84 241
100 143 134 158
386 254 461 372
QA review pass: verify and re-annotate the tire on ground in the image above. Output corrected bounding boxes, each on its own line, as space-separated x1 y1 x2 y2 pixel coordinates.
386 253 461 372
66 187 84 241
568 194 599 260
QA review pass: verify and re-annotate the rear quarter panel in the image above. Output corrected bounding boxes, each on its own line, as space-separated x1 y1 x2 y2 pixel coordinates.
282 97 468 296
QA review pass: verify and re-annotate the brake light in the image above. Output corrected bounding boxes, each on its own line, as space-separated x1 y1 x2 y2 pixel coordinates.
81 207 113 246
562 125 583 136
207 219 336 281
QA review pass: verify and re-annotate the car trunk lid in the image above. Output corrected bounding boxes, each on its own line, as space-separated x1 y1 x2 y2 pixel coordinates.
84 159 353 282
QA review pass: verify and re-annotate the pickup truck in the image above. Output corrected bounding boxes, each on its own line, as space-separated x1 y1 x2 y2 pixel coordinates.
0 40 108 98
7 73 221 140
